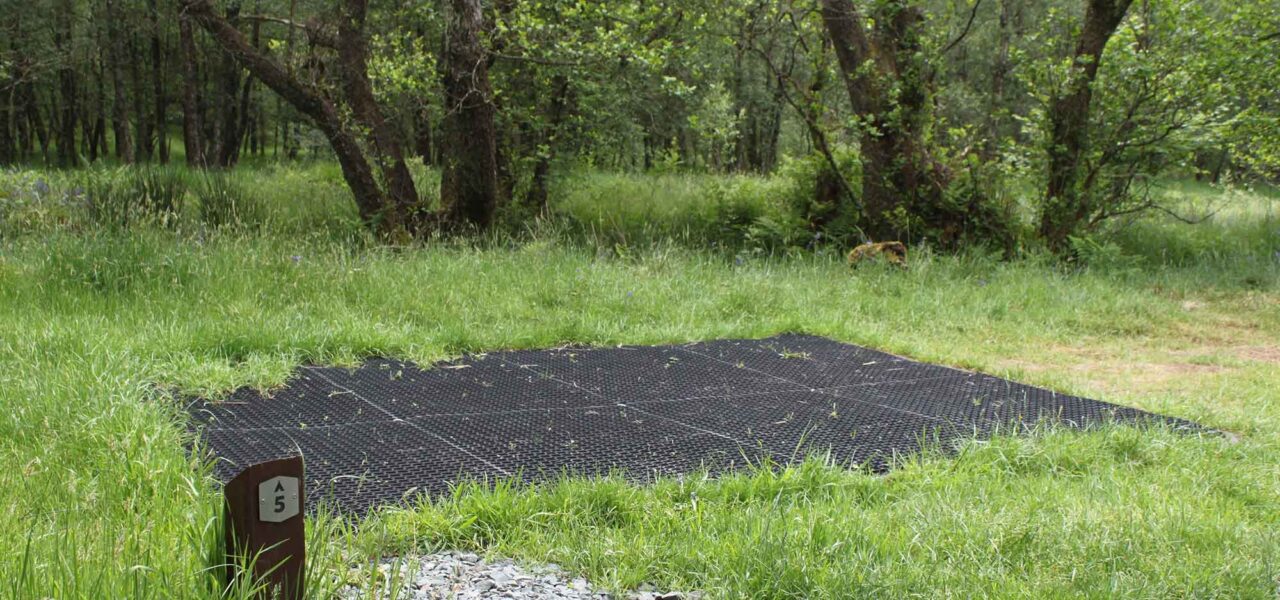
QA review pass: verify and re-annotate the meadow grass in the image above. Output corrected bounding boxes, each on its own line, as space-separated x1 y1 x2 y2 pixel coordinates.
0 164 1277 598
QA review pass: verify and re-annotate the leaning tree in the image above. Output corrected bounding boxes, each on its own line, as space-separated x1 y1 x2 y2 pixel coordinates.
180 0 501 239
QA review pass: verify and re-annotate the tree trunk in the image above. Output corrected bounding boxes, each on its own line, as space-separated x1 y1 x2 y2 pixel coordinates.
1209 146 1229 184
89 113 106 161
53 0 78 167
182 0 398 237
8 48 28 160
731 38 752 171
227 58 252 165
439 0 501 229
106 0 134 163
407 22 435 166
18 78 48 161
82 40 106 163
12 95 27 161
179 12 205 167
413 106 436 165
0 26 16 165
984 0 1016 160
761 79 783 173
0 85 12 165
336 0 418 230
78 99 92 159
527 74 571 214
730 33 784 175
210 1 244 167
254 101 266 155
130 35 152 162
149 0 169 163
80 89 100 162
0 41 15 165
820 0 951 242
228 3 261 164
1038 0 1134 252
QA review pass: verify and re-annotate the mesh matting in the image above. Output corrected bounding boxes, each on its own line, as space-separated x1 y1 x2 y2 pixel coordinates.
186 334 1196 514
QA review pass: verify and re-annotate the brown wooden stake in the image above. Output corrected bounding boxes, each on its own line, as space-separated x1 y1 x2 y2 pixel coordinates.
224 456 305 600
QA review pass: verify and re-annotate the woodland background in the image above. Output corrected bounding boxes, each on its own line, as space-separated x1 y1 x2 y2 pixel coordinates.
2 0 1276 253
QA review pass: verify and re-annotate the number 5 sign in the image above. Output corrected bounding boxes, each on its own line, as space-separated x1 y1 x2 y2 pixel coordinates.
224 456 306 600
259 475 300 522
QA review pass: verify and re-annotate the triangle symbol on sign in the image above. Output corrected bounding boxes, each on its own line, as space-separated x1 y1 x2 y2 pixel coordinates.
275 481 285 493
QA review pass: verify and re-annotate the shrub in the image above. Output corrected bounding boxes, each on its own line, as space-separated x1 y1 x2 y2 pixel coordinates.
1067 234 1134 266
935 153 1022 253
703 173 808 252
780 147 865 248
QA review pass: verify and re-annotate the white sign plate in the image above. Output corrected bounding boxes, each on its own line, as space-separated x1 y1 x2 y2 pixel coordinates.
258 476 300 523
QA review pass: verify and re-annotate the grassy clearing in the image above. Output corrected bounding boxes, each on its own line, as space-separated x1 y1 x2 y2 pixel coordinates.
0 165 1277 597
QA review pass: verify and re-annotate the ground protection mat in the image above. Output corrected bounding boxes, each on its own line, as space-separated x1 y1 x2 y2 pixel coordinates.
186 334 1197 514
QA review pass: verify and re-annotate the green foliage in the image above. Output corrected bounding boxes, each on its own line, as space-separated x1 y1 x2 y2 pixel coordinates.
1068 234 1144 271
937 153 1023 251
702 169 809 252
1006 0 1280 245
1106 181 1280 275
684 82 742 171
772 148 864 244
10 160 1275 273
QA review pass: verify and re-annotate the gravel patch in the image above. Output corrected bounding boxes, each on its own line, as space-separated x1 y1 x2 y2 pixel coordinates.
339 551 699 600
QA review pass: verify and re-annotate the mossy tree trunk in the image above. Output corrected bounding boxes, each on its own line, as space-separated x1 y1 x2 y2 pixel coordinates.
439 0 501 229
819 0 952 243
1038 0 1134 252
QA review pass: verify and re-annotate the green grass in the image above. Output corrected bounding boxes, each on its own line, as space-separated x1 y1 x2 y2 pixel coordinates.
0 164 1278 597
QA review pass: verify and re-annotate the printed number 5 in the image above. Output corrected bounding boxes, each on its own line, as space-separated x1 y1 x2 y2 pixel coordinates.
275 495 285 513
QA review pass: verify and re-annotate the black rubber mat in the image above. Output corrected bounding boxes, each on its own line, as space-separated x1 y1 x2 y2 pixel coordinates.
186 334 1197 514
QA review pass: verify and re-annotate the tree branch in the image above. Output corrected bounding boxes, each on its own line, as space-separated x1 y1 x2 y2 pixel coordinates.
1092 197 1219 226
750 44 860 213
941 0 983 55
239 14 337 48
489 9 682 70
490 52 604 68
180 0 389 228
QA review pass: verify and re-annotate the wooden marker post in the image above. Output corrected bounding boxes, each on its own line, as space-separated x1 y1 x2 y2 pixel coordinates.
224 456 305 600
